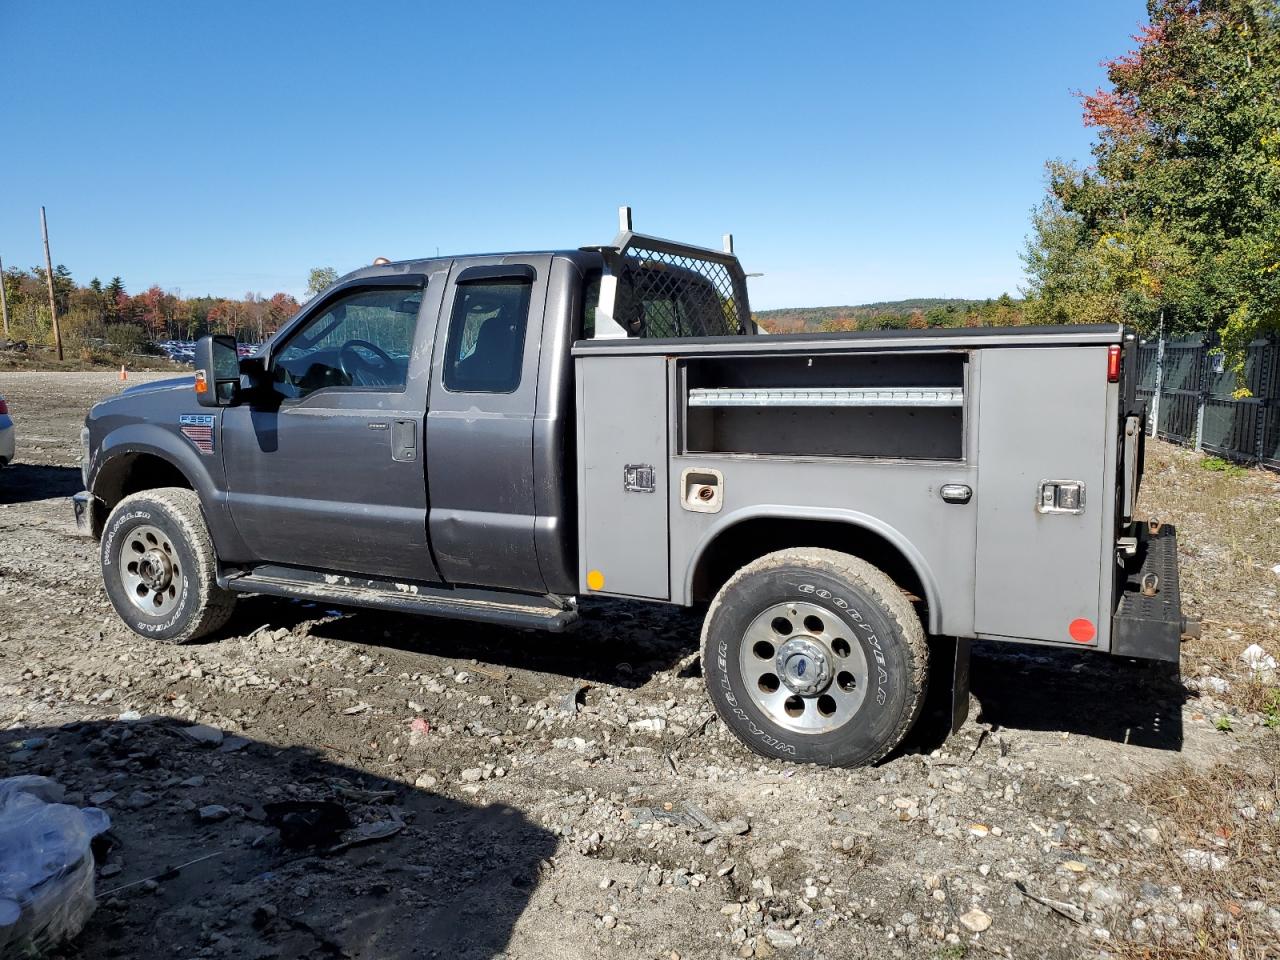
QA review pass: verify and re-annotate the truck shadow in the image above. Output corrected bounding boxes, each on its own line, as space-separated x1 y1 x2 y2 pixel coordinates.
4 718 555 960
0 464 83 505
968 642 1186 750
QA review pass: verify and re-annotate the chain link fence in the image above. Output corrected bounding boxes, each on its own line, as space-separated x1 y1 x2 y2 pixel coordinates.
1136 334 1279 471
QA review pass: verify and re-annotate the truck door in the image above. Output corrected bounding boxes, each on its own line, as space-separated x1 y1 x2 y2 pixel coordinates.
221 276 444 582
424 257 551 592
973 347 1110 646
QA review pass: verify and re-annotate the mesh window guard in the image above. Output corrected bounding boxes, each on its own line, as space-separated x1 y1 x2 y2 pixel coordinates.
595 232 752 339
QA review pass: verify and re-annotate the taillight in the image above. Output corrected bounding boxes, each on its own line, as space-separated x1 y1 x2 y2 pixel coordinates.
0 397 8 415
1107 344 1121 383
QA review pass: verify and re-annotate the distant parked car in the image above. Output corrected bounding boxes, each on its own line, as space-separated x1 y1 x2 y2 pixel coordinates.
0 395 13 468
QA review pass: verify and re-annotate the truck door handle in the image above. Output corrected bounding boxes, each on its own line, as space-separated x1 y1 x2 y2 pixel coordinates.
392 420 417 462
939 484 971 504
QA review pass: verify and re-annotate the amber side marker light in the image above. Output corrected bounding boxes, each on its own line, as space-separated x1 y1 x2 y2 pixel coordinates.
1107 344 1121 383
194 370 208 394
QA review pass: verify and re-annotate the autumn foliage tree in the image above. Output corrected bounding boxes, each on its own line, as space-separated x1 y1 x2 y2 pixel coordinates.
0 263 301 359
1024 0 1280 375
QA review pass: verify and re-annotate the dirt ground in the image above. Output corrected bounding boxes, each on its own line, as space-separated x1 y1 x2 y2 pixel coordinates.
1 370 1277 960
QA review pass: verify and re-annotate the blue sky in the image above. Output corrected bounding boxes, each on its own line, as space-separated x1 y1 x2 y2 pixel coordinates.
0 1 1145 310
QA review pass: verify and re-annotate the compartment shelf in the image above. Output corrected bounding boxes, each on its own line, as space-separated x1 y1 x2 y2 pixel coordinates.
687 386 964 408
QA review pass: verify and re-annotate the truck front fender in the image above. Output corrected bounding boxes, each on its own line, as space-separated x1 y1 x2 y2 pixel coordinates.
680 504 943 634
88 424 250 560
91 424 213 502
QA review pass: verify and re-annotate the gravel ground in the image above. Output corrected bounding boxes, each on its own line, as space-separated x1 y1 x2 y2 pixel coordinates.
0 370 1277 960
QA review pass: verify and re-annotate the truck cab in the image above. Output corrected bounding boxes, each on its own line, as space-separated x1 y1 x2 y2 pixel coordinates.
76 213 1186 767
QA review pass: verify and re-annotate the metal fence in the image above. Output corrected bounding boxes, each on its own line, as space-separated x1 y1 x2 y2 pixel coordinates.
1136 335 1280 471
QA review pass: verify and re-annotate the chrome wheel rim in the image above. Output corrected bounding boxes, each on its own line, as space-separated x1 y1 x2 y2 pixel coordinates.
118 524 183 617
738 600 869 734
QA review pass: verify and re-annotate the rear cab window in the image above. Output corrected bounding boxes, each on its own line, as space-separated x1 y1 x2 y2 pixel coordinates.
442 279 533 393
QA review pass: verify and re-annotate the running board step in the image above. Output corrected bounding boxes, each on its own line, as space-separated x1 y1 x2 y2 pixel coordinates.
221 565 579 633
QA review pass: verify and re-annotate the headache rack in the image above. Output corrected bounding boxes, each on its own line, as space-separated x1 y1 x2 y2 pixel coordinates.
585 207 754 340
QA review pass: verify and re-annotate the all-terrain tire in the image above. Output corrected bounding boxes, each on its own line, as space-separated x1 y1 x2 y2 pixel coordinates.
101 487 235 643
700 548 928 767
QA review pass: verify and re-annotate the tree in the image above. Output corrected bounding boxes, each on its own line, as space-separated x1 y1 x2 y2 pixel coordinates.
1023 0 1280 377
104 277 125 321
265 292 300 330
307 267 339 298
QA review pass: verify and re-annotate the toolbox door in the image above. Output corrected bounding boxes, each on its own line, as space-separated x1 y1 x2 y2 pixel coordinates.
575 354 670 600
973 347 1109 646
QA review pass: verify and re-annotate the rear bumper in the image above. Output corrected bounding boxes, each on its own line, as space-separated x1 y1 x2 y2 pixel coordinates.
1112 523 1186 662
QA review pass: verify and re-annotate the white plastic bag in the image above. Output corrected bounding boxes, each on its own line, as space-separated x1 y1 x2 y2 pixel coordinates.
0 776 111 956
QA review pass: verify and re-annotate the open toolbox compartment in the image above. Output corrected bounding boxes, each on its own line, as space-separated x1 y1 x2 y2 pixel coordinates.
680 351 967 460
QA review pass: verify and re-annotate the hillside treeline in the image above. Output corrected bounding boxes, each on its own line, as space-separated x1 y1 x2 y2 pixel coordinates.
756 295 1026 334
1 265 301 359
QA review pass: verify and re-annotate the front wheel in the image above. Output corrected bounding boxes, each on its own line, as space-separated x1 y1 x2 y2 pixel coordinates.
701 548 928 767
101 487 235 643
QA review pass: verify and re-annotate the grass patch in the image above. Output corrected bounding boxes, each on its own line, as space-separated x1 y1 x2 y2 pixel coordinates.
1114 741 1280 960
1199 455 1249 478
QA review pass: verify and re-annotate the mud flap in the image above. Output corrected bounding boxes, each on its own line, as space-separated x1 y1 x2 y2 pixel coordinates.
950 637 971 734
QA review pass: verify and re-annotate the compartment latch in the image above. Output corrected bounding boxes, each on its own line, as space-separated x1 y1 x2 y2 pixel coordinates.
1037 480 1085 514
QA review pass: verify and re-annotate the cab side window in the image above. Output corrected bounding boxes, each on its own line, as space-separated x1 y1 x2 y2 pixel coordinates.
272 287 422 399
443 279 532 393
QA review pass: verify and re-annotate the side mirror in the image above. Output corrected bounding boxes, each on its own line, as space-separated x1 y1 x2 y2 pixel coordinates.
194 335 241 407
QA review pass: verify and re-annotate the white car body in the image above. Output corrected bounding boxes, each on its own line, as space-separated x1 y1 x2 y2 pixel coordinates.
0 395 14 467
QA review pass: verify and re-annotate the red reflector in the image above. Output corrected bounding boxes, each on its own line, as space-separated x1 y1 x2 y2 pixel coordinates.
1069 618 1096 643
1107 344 1121 383
0 398 7 415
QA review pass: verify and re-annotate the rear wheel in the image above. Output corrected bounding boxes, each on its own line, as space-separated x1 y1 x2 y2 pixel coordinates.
101 487 235 643
701 548 928 767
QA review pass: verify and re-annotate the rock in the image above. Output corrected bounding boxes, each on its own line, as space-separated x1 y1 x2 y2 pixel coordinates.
764 929 797 949
1180 849 1228 871
178 775 206 788
89 790 117 805
959 908 992 933
117 710 142 722
628 717 666 734
415 773 437 789
99 863 123 878
125 790 156 810
1088 886 1123 910
602 914 617 929
198 804 231 822
1240 643 1277 679
180 724 224 746
460 768 484 783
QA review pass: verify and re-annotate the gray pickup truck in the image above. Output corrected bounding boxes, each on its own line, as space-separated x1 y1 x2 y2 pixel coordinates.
74 212 1188 767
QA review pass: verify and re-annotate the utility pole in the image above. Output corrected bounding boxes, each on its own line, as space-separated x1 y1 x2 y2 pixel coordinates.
40 206 64 361
0 253 10 340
